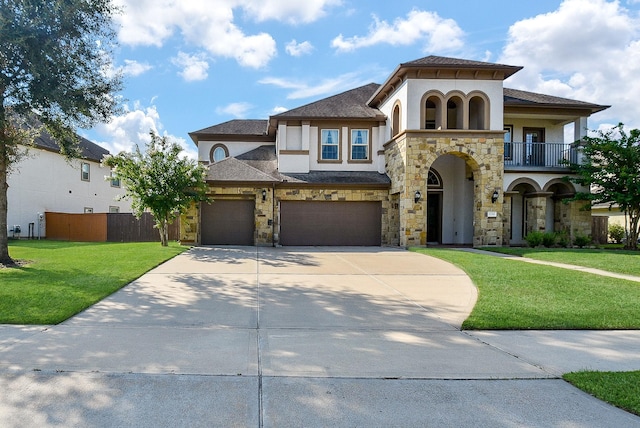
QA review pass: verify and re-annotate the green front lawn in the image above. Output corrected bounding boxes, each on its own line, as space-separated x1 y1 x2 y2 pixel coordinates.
411 247 640 330
564 371 640 416
482 247 640 277
1 240 187 324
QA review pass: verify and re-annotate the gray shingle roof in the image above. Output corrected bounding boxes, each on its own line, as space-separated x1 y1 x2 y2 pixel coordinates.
191 119 269 136
402 55 521 71
273 83 383 120
280 171 391 185
34 131 109 162
206 156 279 183
503 88 609 112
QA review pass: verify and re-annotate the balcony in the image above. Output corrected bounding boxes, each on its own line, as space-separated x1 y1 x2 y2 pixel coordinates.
504 142 579 171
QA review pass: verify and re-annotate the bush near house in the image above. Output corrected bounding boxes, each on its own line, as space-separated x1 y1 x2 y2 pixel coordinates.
609 224 625 244
525 231 545 247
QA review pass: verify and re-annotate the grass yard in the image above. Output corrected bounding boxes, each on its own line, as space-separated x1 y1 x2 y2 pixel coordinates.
410 247 640 330
1 240 187 324
482 247 640 277
563 371 640 416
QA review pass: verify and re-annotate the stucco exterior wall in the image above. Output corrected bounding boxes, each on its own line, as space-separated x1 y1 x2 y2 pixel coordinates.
7 147 132 237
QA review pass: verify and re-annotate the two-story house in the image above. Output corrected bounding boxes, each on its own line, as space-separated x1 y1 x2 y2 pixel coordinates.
182 56 608 247
7 131 132 238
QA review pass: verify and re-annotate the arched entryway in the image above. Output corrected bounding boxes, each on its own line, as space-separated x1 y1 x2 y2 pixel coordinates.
508 179 542 245
427 155 475 245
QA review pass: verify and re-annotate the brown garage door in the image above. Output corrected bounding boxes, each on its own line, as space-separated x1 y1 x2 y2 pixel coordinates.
201 199 255 245
280 201 381 246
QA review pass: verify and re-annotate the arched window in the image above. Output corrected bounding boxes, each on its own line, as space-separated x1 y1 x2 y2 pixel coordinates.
468 95 488 130
210 144 229 163
392 103 401 137
447 96 464 130
427 169 443 188
425 97 441 129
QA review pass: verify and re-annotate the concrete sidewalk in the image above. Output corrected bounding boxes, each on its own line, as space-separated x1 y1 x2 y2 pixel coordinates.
0 246 639 427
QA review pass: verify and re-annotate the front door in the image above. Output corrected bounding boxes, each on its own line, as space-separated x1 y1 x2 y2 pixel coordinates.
427 193 442 244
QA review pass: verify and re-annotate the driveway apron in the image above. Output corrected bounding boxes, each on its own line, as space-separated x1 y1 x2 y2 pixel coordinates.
0 246 638 427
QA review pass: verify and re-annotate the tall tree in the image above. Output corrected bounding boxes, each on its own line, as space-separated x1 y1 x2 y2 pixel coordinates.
0 0 122 265
567 123 640 250
103 131 209 246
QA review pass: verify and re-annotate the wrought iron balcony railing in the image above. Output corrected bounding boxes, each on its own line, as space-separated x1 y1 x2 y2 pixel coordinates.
504 142 579 169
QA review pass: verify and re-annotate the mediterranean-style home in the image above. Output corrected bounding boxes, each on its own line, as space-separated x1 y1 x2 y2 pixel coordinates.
181 56 608 247
7 132 132 238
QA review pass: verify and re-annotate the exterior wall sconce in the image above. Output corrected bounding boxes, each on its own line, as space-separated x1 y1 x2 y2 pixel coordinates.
414 190 422 204
491 190 499 204
262 189 267 202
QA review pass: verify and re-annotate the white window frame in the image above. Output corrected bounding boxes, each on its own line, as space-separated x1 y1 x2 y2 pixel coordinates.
81 162 90 181
320 129 340 161
350 129 369 161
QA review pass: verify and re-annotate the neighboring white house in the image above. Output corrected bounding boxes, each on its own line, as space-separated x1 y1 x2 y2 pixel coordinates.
7 132 132 238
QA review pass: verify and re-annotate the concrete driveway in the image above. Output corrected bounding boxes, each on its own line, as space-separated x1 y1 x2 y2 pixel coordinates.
0 246 639 427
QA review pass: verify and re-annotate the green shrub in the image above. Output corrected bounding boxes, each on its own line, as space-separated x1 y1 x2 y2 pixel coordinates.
525 231 545 247
542 232 557 248
573 234 592 248
556 232 570 248
609 224 625 244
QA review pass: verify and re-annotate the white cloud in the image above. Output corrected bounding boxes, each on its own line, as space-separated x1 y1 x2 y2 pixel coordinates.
260 71 370 99
114 0 276 68
286 40 314 57
271 106 288 114
331 9 464 53
172 52 209 81
242 0 342 24
92 102 197 160
499 0 640 129
216 102 253 118
120 59 152 77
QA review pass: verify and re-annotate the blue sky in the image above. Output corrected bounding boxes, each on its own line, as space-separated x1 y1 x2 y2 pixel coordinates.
85 0 640 158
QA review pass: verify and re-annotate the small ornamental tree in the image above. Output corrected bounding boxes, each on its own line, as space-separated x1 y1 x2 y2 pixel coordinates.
567 123 640 250
103 131 209 246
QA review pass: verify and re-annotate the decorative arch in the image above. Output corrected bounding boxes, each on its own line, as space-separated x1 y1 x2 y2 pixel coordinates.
444 90 466 130
507 177 542 193
391 101 402 137
420 91 445 130
543 178 575 194
209 143 229 163
467 91 490 130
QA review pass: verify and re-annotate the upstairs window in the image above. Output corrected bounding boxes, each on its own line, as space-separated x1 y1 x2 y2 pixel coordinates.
350 129 369 161
81 162 90 181
110 171 120 188
210 144 229 163
321 129 339 160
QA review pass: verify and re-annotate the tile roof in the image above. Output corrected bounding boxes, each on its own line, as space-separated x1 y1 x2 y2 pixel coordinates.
402 55 520 71
34 131 109 162
503 88 609 112
272 83 384 120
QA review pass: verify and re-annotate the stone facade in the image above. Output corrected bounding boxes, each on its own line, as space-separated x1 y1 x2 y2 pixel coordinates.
181 184 390 246
385 130 505 247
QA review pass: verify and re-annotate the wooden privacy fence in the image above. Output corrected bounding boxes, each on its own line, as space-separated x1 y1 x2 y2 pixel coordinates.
45 212 179 242
591 216 609 245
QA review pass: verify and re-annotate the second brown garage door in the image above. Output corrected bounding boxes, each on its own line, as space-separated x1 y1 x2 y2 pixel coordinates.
280 201 381 246
201 199 255 245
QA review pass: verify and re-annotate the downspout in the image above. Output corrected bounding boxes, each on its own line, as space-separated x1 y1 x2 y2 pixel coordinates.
271 182 276 247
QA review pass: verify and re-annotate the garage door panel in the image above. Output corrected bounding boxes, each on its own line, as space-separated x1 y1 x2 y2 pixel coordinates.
201 200 255 245
280 201 381 246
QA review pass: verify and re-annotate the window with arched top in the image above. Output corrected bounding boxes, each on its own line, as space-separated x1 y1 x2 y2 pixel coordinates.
427 169 443 188
425 97 441 129
392 103 401 137
447 96 464 130
468 95 488 130
210 144 229 163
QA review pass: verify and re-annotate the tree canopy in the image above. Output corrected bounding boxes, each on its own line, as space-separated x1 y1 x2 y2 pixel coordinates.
567 123 640 249
1 0 123 264
103 131 209 246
